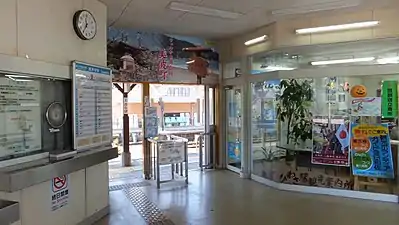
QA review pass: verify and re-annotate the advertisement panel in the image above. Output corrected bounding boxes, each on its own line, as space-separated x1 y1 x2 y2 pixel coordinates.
350 123 394 178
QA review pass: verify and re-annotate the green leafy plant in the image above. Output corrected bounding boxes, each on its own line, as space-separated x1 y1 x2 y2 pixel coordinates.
276 79 313 146
255 147 285 162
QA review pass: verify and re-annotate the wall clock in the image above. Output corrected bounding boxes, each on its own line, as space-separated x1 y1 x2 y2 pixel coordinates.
73 10 97 40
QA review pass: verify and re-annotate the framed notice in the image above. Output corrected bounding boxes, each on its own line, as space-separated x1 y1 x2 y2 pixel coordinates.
72 61 112 151
158 142 185 165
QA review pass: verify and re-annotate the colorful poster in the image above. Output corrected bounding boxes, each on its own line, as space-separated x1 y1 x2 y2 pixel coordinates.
227 141 241 164
350 123 394 178
312 117 350 166
350 97 381 116
107 28 219 83
381 80 398 119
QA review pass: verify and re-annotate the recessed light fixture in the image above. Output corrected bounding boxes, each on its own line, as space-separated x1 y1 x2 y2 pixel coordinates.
377 56 399 65
296 21 380 34
272 0 361 16
244 35 268 46
168 2 243 19
310 57 375 66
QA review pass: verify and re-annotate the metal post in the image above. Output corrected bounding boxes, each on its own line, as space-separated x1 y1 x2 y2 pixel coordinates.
171 163 175 180
184 141 189 185
152 143 156 180
156 143 160 189
199 135 203 170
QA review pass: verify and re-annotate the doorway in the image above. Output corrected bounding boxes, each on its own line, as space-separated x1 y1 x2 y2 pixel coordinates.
109 83 215 181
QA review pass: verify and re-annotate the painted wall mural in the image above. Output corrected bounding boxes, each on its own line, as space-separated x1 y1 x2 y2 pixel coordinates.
107 28 219 84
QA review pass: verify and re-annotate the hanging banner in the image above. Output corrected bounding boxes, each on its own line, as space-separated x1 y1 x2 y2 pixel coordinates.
350 97 381 116
312 117 350 166
350 123 394 178
381 80 398 118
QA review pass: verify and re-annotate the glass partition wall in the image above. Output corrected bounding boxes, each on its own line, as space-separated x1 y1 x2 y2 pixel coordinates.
223 39 399 202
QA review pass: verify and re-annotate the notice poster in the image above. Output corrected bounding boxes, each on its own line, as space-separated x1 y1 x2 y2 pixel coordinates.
227 141 241 164
51 175 69 211
351 97 381 116
72 62 113 151
158 142 185 165
350 123 394 178
312 117 350 166
0 78 41 158
144 106 158 138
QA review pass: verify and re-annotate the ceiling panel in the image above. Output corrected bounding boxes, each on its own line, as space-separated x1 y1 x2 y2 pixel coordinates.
101 0 399 38
199 0 269 14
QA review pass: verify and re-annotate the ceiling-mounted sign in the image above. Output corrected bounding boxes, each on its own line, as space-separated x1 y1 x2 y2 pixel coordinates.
72 61 112 151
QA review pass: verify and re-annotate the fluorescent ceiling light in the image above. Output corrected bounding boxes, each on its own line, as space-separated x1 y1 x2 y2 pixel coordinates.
168 2 243 19
263 66 296 71
296 21 380 34
244 35 268 46
311 57 375 66
377 57 399 65
272 0 361 16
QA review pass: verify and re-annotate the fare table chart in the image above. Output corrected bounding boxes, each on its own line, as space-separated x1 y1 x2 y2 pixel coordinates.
72 62 112 151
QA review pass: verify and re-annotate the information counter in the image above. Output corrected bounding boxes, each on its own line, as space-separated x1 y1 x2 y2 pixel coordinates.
0 147 117 225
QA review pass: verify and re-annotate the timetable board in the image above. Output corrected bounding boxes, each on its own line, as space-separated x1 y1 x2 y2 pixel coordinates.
72 62 112 151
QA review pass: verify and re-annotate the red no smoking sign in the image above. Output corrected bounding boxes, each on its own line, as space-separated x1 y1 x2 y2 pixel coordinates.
52 175 68 192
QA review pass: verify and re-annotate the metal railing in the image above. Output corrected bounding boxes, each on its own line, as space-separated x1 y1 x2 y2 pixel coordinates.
148 135 189 189
198 132 216 171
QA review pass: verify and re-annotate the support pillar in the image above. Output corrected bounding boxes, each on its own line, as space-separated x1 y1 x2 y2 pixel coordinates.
142 82 151 179
113 83 136 167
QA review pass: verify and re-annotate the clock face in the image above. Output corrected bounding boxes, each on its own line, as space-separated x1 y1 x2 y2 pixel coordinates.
73 10 97 40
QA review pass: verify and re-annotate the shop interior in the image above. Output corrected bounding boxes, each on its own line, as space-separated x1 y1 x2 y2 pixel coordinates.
226 38 399 199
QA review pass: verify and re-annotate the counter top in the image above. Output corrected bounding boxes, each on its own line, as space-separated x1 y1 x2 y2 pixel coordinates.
0 147 118 192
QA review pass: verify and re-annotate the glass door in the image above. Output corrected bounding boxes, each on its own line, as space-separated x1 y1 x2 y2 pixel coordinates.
225 86 243 171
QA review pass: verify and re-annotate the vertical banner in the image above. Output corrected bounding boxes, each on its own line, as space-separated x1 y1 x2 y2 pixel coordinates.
311 117 350 166
381 80 398 118
350 123 394 178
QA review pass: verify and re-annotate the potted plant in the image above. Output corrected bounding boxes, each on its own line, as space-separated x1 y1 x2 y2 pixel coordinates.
254 147 285 179
276 79 313 160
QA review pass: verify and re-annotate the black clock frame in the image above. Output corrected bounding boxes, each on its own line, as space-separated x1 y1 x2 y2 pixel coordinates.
73 10 97 40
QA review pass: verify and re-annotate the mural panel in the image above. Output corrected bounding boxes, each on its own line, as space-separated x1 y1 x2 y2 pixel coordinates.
107 28 219 84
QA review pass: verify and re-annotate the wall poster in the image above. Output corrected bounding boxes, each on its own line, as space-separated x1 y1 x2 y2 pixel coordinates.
107 28 219 84
0 77 41 158
350 97 381 116
144 106 158 138
312 117 350 166
350 123 394 178
72 62 113 151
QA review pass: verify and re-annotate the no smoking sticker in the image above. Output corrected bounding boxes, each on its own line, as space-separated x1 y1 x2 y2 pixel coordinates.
52 175 68 193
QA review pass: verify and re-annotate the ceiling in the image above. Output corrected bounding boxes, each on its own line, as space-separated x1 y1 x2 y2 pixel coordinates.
251 38 399 72
100 0 396 39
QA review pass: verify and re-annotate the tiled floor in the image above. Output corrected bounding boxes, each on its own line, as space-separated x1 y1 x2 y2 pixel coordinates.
96 170 399 225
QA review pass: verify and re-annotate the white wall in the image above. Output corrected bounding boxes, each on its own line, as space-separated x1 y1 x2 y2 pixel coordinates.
0 0 107 79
